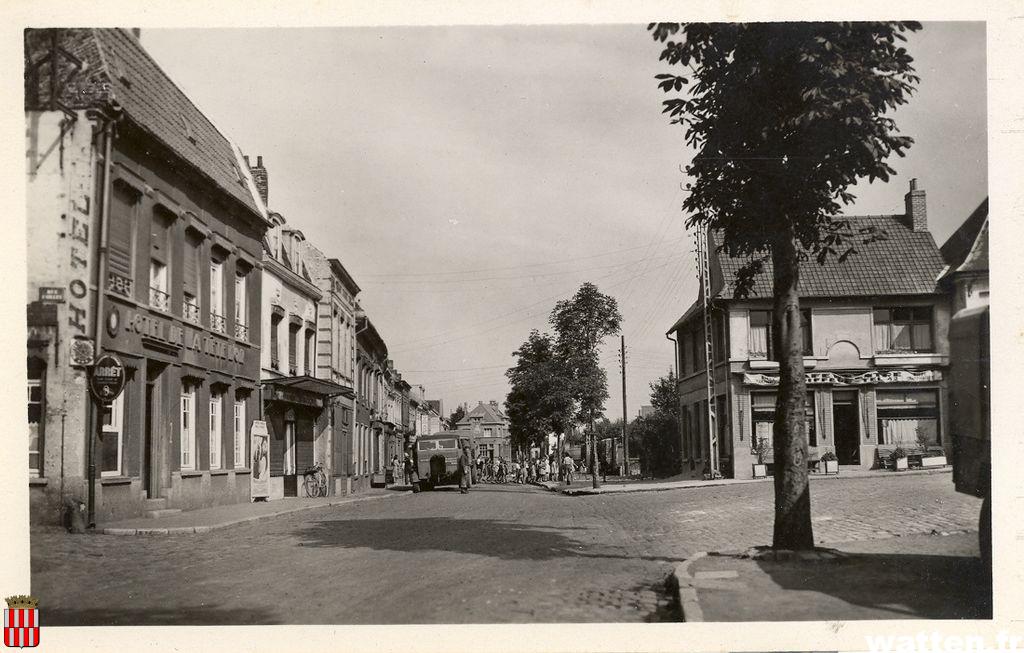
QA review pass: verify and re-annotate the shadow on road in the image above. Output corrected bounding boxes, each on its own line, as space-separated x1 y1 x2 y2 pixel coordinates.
755 552 992 620
44 605 282 626
296 516 686 565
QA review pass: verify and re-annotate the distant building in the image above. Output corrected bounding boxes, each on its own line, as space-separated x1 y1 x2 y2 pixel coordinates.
457 400 511 460
939 198 988 313
639 405 656 418
668 179 953 480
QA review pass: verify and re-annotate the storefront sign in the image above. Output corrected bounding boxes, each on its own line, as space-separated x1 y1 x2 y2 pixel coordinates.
743 369 942 387
250 420 270 501
122 309 246 364
89 353 126 403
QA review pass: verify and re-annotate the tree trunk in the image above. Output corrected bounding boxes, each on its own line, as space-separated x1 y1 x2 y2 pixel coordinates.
590 409 600 489
771 231 814 550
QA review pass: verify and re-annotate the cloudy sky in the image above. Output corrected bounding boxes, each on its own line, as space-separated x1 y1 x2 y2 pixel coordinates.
141 23 986 421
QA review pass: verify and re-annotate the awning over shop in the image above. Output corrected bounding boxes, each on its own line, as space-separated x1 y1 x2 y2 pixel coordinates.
262 375 355 398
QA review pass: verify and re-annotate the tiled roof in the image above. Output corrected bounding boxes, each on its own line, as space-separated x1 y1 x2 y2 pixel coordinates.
710 215 945 300
33 29 263 221
667 214 946 334
457 402 506 425
940 198 988 276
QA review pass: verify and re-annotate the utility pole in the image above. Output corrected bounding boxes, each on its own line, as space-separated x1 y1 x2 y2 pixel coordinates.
696 227 720 480
620 335 628 478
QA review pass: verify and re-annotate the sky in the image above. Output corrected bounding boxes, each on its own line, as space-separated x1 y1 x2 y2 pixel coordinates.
141 23 987 422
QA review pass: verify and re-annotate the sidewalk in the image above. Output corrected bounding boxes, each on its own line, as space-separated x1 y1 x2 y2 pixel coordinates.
669 531 991 621
534 466 951 496
99 487 410 535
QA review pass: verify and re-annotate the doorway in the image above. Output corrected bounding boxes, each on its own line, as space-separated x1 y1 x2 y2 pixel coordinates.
832 390 860 465
144 362 165 498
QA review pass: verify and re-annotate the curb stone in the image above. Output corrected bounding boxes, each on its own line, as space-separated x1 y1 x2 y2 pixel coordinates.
99 491 408 536
668 552 707 622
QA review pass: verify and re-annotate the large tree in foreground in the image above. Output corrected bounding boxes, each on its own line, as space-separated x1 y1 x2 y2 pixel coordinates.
551 283 622 489
650 22 921 549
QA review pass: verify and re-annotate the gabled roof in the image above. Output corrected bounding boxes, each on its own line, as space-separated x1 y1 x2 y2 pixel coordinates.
940 198 988 278
668 214 946 334
27 28 264 222
457 402 506 426
329 258 362 296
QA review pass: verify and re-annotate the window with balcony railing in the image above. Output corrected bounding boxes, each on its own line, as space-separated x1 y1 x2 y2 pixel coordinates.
183 294 200 324
149 260 169 312
234 323 249 341
210 312 227 334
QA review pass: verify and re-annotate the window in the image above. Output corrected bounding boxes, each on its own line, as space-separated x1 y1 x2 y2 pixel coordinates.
714 313 727 362
288 323 299 375
209 392 222 470
183 231 202 323
234 272 248 340
180 386 196 470
107 182 137 298
284 418 297 475
233 399 246 469
874 307 933 353
690 327 702 372
100 393 125 477
750 391 817 450
27 360 44 477
149 260 169 311
304 328 314 375
749 309 812 359
877 389 940 446
270 312 282 370
210 260 225 333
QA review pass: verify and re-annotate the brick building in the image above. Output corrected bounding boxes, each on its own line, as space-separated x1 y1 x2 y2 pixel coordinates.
456 401 512 461
668 180 953 479
25 28 271 522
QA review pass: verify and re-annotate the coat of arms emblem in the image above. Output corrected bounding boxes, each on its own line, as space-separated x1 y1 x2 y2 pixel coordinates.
3 596 39 648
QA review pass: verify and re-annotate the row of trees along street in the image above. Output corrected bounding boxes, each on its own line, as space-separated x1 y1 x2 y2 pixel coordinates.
505 282 622 489
649 22 922 549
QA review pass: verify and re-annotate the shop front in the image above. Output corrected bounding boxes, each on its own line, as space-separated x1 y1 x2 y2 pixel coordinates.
262 376 352 498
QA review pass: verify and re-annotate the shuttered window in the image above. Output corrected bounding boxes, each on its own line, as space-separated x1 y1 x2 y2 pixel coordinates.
108 183 137 279
183 231 200 296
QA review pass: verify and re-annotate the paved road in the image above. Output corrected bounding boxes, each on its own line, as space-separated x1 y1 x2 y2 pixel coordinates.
31 472 981 624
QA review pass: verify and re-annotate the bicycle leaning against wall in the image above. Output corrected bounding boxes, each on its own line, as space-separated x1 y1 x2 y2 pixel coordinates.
303 461 328 498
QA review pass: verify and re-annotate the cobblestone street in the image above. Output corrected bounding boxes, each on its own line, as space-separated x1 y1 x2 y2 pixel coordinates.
32 472 982 624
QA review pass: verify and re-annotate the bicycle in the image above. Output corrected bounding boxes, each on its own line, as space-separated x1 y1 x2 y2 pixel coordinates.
303 462 328 498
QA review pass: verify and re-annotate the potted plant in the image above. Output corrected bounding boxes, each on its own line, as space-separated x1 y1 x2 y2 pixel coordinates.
820 450 839 475
890 446 909 471
751 436 769 479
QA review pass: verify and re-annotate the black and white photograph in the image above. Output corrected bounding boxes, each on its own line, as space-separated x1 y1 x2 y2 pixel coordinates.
7 2 1021 651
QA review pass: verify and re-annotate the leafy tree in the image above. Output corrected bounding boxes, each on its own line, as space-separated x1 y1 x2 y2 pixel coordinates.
447 404 466 430
550 283 623 488
648 369 678 417
629 372 682 478
650 22 921 549
505 330 574 454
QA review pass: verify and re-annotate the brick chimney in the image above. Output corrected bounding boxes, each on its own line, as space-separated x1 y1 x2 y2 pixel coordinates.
246 155 269 207
904 178 927 232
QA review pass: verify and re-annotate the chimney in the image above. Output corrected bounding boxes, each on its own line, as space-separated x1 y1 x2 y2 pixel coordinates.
248 155 269 207
904 178 927 232
489 400 498 407
130 28 141 40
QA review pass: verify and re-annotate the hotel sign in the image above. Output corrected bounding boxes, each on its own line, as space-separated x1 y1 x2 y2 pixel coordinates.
122 309 246 364
743 369 942 387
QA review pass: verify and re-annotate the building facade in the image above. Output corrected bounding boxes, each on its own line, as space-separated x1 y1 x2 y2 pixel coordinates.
939 198 989 314
25 28 270 523
669 180 953 480
457 400 512 460
354 315 389 490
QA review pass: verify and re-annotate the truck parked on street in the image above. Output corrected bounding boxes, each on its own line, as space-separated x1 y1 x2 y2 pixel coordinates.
413 431 476 491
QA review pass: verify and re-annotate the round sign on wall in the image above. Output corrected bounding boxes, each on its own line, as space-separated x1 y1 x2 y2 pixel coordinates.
90 353 126 404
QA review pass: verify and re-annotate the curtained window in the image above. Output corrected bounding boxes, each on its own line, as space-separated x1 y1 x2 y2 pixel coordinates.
877 389 940 445
874 307 933 353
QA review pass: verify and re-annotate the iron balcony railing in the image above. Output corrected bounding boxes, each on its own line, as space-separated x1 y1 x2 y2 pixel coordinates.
234 322 249 341
210 312 227 334
150 287 170 312
183 300 201 324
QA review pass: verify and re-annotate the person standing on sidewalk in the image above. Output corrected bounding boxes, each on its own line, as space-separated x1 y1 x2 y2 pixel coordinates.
539 456 549 482
390 455 402 487
458 446 472 494
403 452 414 485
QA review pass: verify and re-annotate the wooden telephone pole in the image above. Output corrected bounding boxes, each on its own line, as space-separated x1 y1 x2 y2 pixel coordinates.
620 335 628 477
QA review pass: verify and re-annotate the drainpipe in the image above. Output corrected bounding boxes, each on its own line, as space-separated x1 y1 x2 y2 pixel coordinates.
86 109 116 529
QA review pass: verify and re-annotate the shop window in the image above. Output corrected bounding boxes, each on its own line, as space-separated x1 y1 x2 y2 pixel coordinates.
876 389 940 446
284 417 296 475
183 230 202 324
234 272 248 341
210 260 225 333
100 393 124 477
149 260 169 311
27 359 45 478
180 386 196 470
750 391 817 450
749 309 812 359
209 392 222 470
233 399 246 469
874 307 933 353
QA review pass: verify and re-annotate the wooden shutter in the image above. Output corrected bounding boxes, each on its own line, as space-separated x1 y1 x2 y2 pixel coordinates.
107 183 136 278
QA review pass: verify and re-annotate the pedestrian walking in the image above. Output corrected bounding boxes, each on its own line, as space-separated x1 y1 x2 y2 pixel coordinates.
539 456 549 482
562 452 574 486
404 452 414 485
458 446 472 494
390 454 402 487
